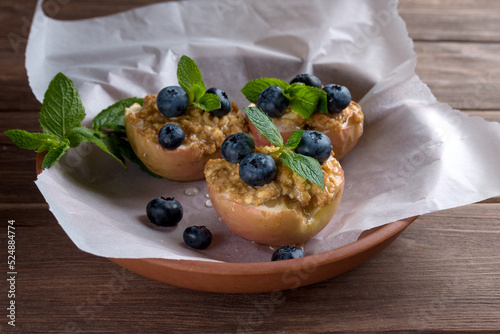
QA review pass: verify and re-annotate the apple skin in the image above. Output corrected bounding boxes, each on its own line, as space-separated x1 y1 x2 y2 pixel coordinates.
318 119 363 160
125 116 220 181
207 165 345 246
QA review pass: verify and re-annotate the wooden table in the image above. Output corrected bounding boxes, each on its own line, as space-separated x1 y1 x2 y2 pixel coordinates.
1 1 499 332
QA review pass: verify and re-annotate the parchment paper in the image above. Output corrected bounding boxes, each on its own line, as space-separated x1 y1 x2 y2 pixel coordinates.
26 0 500 262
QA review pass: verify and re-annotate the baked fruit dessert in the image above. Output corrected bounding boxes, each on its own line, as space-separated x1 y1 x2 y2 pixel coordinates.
242 74 364 160
124 56 248 181
204 107 345 246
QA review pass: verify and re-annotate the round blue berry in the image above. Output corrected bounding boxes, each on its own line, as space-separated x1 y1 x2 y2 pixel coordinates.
146 197 183 227
323 84 351 113
183 226 212 250
158 124 185 150
156 86 190 117
239 152 276 187
290 74 322 89
256 85 289 118
295 130 332 164
206 87 232 117
271 245 305 261
221 132 255 163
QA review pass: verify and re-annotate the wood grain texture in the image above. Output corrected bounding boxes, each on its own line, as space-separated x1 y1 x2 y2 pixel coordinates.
1 205 499 333
399 0 500 42
1 0 499 333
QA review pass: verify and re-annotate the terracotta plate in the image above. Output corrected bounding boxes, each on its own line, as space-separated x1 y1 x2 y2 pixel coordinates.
36 154 416 293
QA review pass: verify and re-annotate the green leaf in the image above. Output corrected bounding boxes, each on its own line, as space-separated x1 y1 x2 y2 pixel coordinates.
282 130 304 150
108 132 161 178
39 72 85 140
67 127 126 167
280 150 325 190
92 97 143 132
192 93 221 112
283 83 326 120
177 55 204 102
42 140 70 169
5 130 59 152
191 82 206 103
243 107 283 147
317 93 328 114
241 78 290 104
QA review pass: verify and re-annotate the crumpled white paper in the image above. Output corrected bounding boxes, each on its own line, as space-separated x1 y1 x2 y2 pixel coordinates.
27 0 500 262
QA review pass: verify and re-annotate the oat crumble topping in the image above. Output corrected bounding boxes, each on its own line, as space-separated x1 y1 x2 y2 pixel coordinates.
125 94 248 156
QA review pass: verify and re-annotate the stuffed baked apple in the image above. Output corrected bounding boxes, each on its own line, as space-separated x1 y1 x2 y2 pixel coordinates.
124 56 248 181
204 107 344 246
242 74 364 160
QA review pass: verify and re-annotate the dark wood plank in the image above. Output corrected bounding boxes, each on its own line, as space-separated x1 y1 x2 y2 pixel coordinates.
1 204 499 332
399 0 500 42
414 42 500 110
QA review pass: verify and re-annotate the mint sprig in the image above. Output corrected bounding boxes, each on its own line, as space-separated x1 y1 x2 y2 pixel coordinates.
177 55 221 112
91 98 161 178
5 73 126 169
243 106 325 190
241 78 327 120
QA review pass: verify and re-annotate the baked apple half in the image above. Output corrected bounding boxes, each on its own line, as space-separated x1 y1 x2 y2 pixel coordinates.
243 75 364 160
204 147 344 246
125 95 247 181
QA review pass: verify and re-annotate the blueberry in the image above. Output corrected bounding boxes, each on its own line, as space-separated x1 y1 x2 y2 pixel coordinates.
183 226 212 250
158 124 185 150
295 130 332 164
146 197 183 227
221 132 255 163
239 153 276 187
256 85 289 118
323 84 351 113
156 86 190 117
206 87 232 117
271 245 305 261
290 74 322 89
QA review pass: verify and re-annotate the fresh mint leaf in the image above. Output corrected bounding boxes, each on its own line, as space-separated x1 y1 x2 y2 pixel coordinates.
42 139 70 169
243 107 283 147
241 78 290 104
191 82 206 103
5 130 59 152
39 72 85 140
283 83 326 120
192 92 221 112
280 150 325 190
113 134 162 178
67 127 126 167
177 55 204 102
282 130 304 150
92 97 143 132
317 93 328 114
91 97 161 176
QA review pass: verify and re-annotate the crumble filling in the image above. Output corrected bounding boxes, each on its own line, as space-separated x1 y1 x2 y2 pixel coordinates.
307 101 363 132
125 94 248 156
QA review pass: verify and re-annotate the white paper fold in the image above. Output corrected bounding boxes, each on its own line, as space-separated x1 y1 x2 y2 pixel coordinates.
27 0 500 262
